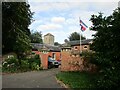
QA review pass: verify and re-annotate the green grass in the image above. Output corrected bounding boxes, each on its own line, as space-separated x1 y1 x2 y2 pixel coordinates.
56 71 98 88
0 67 2 72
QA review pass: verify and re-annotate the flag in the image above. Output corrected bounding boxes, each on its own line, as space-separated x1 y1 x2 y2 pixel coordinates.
80 20 88 31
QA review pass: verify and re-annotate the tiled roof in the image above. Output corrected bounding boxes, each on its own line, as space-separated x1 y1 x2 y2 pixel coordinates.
31 43 43 49
44 33 54 36
69 39 93 46
31 43 61 52
44 44 61 51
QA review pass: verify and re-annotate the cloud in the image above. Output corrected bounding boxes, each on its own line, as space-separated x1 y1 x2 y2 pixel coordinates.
91 2 118 11
65 18 77 25
29 1 118 13
51 17 65 23
82 30 97 39
29 2 91 13
28 0 118 43
37 23 63 31
29 2 51 12
28 0 119 2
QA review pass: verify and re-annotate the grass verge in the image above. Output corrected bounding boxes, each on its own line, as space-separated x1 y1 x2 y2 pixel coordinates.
56 71 98 88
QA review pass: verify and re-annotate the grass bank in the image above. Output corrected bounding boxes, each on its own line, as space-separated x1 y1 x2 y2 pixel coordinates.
56 71 98 88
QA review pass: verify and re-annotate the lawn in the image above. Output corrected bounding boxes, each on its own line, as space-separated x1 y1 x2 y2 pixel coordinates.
56 71 98 88
0 67 1 72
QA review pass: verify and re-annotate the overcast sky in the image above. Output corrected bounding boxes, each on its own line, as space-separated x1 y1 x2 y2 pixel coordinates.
28 0 118 44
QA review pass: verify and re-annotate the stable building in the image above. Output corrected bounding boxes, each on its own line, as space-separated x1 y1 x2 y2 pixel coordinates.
31 43 61 69
31 43 61 61
69 39 93 52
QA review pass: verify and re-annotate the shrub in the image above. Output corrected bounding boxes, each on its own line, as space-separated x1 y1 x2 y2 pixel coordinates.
81 51 96 63
2 57 19 72
28 54 42 70
20 59 30 71
2 54 42 73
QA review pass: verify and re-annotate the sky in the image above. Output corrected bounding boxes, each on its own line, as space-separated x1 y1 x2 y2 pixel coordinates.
28 0 119 44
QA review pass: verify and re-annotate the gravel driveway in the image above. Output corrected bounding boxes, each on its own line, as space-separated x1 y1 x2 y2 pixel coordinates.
2 68 63 88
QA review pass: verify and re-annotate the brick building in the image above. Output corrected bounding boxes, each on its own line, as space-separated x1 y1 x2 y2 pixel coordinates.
31 43 61 69
69 39 93 52
61 39 93 54
31 39 93 70
60 39 94 71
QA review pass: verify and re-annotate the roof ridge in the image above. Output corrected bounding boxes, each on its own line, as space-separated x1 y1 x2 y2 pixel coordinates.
44 33 54 36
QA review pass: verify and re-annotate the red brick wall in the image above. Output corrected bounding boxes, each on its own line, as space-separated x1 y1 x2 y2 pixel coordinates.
60 51 84 71
33 51 61 69
32 51 41 54
39 52 48 69
72 45 90 51
48 52 61 60
60 51 97 72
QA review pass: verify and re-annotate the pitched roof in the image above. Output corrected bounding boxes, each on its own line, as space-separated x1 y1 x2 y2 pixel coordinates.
44 33 54 37
44 44 61 51
69 39 93 46
31 43 61 52
31 43 43 49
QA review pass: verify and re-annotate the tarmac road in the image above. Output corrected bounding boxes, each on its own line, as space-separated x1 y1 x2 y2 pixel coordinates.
2 68 63 88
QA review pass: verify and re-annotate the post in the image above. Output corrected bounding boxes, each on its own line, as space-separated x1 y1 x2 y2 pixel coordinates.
80 31 82 53
79 17 82 53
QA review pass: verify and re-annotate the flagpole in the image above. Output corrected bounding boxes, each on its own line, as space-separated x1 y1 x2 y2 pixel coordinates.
79 17 82 53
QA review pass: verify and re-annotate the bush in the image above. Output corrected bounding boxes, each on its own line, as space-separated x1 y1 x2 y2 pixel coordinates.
2 54 42 73
28 54 41 70
2 57 20 72
31 62 39 70
20 59 30 71
81 51 96 63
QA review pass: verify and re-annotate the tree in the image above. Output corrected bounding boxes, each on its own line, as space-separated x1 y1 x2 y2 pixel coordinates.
2 2 33 59
90 8 120 88
68 32 86 41
54 42 59 46
30 31 43 43
64 39 69 43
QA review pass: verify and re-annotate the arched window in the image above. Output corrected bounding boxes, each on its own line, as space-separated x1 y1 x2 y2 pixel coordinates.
75 47 77 49
74 46 78 50
84 46 87 48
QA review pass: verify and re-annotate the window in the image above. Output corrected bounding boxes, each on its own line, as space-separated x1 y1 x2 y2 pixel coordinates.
75 47 77 49
84 46 87 48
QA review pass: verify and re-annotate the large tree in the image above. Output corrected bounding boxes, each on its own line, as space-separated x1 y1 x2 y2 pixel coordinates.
30 31 43 43
68 32 86 41
2 2 33 58
90 8 120 88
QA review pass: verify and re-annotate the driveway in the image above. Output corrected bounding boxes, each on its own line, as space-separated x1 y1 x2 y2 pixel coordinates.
2 68 63 88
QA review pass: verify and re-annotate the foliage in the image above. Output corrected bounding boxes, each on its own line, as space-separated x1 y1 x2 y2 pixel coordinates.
68 32 86 41
80 51 96 63
90 8 120 88
56 71 98 88
54 42 61 46
2 57 20 72
29 54 41 70
2 2 33 59
64 39 69 43
0 67 2 72
30 31 43 43
2 54 42 73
